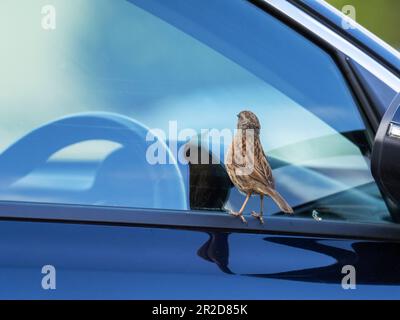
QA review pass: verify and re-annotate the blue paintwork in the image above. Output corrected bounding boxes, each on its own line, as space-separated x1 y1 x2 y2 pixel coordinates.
1 220 400 299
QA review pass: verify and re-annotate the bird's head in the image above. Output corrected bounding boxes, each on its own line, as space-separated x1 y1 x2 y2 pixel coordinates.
236 110 261 132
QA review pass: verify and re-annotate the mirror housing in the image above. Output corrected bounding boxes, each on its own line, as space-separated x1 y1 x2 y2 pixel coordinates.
372 93 400 221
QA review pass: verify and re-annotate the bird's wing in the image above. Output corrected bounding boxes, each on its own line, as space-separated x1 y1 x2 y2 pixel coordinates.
260 151 275 187
249 152 275 189
227 134 275 190
262 151 275 188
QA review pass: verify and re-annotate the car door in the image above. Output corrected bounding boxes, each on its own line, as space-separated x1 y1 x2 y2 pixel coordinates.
2 211 400 299
1 0 400 299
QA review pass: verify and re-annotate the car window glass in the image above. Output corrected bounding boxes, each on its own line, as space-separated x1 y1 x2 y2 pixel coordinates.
0 0 391 223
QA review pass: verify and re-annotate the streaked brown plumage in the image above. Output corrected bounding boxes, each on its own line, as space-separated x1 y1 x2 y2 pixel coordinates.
225 110 293 224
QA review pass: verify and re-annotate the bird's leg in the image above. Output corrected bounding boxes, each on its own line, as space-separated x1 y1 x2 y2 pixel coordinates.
252 195 264 224
230 193 251 224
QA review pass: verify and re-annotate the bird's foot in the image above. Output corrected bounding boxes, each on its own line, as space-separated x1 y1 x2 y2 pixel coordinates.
229 211 247 224
251 211 264 224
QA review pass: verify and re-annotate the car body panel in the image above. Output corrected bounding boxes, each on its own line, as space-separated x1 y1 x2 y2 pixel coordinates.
2 220 400 299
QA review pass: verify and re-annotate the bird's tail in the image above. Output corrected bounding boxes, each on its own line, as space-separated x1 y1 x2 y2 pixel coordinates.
269 190 294 214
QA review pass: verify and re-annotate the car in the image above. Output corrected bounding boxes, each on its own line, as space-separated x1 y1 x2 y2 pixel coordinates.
1 0 400 299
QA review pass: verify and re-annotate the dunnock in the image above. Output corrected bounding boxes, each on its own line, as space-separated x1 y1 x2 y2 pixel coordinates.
225 110 293 224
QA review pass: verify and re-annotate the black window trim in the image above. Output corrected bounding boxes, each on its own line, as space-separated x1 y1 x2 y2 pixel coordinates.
0 0 398 241
1 200 400 241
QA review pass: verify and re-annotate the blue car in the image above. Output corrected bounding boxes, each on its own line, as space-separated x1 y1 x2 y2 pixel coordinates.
1 0 400 299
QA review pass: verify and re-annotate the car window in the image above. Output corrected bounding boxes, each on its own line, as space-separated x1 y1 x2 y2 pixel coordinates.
0 0 391 224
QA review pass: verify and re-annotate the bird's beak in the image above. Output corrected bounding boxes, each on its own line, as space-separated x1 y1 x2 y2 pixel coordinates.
236 114 240 118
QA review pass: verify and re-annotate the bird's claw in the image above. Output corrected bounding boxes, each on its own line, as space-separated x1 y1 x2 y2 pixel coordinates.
229 211 247 224
251 211 264 224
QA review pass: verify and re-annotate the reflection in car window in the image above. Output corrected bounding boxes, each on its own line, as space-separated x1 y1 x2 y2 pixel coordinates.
0 0 390 223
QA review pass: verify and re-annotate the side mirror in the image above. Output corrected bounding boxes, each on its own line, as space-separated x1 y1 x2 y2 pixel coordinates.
372 93 400 221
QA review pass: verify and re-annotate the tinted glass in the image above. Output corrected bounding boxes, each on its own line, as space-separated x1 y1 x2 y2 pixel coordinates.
0 0 390 223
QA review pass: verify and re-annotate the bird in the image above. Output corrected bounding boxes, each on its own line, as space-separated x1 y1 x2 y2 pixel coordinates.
225 110 294 224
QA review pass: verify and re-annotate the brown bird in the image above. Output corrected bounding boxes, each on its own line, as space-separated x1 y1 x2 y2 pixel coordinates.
225 110 294 224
